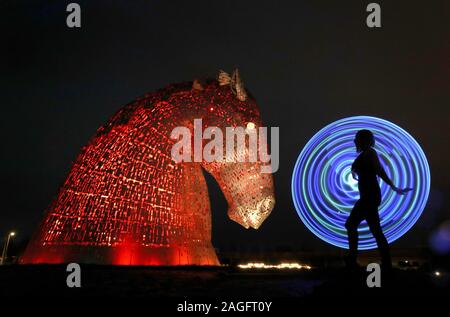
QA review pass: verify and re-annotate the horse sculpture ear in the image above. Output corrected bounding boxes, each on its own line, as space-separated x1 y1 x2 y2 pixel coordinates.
217 69 247 101
231 69 247 101
218 70 231 86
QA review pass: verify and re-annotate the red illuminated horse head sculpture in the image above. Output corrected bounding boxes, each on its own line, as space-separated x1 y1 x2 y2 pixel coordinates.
21 69 275 265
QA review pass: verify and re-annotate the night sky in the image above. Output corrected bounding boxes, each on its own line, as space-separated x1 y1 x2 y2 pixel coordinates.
1 0 449 253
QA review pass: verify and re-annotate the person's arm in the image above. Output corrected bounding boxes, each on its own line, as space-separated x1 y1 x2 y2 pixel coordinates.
369 150 394 187
368 149 412 194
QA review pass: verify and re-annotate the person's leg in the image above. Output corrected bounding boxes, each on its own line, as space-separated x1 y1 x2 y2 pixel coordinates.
366 207 392 269
345 201 364 266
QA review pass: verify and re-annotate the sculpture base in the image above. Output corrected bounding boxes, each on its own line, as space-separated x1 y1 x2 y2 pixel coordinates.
20 244 220 266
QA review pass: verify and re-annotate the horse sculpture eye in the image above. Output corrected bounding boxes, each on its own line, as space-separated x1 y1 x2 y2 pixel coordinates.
246 122 256 130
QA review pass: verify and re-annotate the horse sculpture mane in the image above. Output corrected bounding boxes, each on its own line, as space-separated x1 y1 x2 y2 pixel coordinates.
21 70 275 265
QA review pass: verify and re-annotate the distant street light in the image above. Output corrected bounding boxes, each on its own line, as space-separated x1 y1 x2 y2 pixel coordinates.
1 232 16 265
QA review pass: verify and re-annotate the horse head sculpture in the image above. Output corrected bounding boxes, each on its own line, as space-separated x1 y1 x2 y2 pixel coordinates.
21 69 275 265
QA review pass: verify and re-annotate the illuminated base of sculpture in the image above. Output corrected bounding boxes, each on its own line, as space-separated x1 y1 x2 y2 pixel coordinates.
20 244 219 266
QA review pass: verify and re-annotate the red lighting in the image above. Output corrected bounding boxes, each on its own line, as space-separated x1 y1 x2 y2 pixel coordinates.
21 73 275 265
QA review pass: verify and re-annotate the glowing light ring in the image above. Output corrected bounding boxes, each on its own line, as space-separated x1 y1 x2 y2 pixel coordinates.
292 116 430 249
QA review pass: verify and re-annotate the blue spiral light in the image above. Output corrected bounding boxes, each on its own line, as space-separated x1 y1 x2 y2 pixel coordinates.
291 116 430 250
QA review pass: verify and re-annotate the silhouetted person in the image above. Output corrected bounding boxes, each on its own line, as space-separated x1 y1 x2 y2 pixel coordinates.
345 130 412 270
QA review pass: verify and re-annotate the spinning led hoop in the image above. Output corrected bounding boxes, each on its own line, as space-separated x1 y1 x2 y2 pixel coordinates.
291 116 430 249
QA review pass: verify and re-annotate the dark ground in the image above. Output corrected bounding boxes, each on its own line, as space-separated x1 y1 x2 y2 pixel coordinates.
0 264 448 298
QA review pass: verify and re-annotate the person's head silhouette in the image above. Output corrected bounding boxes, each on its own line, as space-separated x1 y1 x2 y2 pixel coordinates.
354 129 374 152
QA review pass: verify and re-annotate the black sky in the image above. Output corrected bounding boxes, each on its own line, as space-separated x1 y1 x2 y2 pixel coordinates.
1 0 449 252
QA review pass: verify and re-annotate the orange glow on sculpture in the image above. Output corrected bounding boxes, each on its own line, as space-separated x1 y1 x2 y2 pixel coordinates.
21 69 275 265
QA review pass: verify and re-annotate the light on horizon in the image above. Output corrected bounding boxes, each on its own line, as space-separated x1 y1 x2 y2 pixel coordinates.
238 262 311 270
